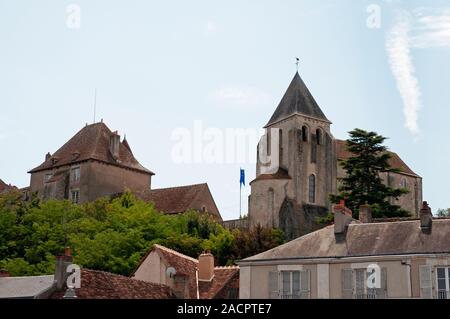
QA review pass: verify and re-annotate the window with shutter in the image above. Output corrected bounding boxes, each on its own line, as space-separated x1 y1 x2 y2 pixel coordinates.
300 270 310 299
355 269 366 299
341 269 353 299
269 271 279 299
419 265 433 299
436 267 450 299
378 267 388 299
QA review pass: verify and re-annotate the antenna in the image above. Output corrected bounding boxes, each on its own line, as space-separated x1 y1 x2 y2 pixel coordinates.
93 88 97 123
295 57 300 72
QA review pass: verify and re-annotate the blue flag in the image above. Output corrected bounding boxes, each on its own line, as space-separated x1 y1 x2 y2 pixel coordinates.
240 169 245 187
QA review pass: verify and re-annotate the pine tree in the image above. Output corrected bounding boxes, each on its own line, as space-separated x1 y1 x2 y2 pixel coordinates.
330 128 409 218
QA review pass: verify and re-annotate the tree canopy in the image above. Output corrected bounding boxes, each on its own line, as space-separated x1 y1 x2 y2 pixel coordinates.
0 190 283 276
330 128 409 218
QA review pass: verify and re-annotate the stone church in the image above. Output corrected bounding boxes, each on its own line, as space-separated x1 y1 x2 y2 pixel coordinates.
247 72 422 239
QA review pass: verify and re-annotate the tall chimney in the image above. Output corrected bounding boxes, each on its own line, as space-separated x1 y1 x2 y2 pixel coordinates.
198 252 215 282
54 247 73 291
333 200 353 235
359 204 372 223
110 132 120 160
420 201 432 233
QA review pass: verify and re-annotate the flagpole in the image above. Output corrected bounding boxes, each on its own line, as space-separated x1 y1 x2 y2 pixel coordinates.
239 183 242 219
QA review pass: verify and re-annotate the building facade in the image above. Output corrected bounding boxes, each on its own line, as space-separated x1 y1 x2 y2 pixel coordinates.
28 122 154 204
238 202 450 299
248 72 422 239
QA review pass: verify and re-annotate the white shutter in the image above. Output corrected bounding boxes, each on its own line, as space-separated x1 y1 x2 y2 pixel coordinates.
300 270 310 299
341 269 353 299
269 271 279 299
419 265 433 299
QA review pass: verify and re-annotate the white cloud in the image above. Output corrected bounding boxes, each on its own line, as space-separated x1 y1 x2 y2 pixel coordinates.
385 8 450 135
410 9 450 48
386 11 422 135
210 86 271 107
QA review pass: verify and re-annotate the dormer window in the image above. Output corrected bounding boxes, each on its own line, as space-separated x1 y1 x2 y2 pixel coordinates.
71 151 80 161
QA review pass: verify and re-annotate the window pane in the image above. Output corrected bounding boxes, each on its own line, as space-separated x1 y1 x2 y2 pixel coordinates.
292 271 300 295
437 268 445 279
438 278 446 290
282 272 291 294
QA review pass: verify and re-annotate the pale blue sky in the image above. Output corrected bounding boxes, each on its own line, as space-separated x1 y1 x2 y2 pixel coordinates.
1 0 450 219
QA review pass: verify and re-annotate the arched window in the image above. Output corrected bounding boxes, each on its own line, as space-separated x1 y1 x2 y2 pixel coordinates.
308 175 316 203
268 188 275 215
316 129 322 145
302 126 308 142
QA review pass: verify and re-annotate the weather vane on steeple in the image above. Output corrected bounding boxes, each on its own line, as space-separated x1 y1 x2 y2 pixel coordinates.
295 57 300 72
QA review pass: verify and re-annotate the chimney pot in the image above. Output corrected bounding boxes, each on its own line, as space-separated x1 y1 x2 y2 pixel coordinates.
46 152 51 161
359 204 372 223
420 201 432 233
198 253 215 282
110 133 121 160
54 252 73 291
333 202 353 235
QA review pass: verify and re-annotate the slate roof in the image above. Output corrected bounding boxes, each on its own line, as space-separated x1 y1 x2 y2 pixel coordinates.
51 269 175 299
28 122 153 175
242 219 450 262
135 245 239 299
266 72 330 127
0 275 54 299
335 139 419 177
138 183 221 219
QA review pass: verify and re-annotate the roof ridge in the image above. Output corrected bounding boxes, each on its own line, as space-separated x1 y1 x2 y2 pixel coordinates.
83 268 171 287
214 266 239 269
154 244 199 263
150 183 207 191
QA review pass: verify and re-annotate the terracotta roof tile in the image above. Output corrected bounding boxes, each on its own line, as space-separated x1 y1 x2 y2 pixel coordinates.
138 183 220 217
335 139 419 177
28 122 153 175
51 269 174 299
198 267 239 299
135 245 239 299
0 179 17 193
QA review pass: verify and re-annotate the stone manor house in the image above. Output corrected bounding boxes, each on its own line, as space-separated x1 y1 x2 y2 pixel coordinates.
25 121 222 221
240 72 422 239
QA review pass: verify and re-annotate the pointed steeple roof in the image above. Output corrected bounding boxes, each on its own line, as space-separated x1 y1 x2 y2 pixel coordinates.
265 72 330 127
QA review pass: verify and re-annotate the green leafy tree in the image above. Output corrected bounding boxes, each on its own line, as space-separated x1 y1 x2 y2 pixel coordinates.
0 190 284 276
330 128 409 218
436 208 450 217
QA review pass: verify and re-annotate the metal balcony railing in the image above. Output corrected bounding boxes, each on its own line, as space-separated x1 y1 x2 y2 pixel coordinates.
437 290 449 299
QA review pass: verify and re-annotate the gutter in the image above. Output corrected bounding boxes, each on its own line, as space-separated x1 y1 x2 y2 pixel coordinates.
236 252 450 266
